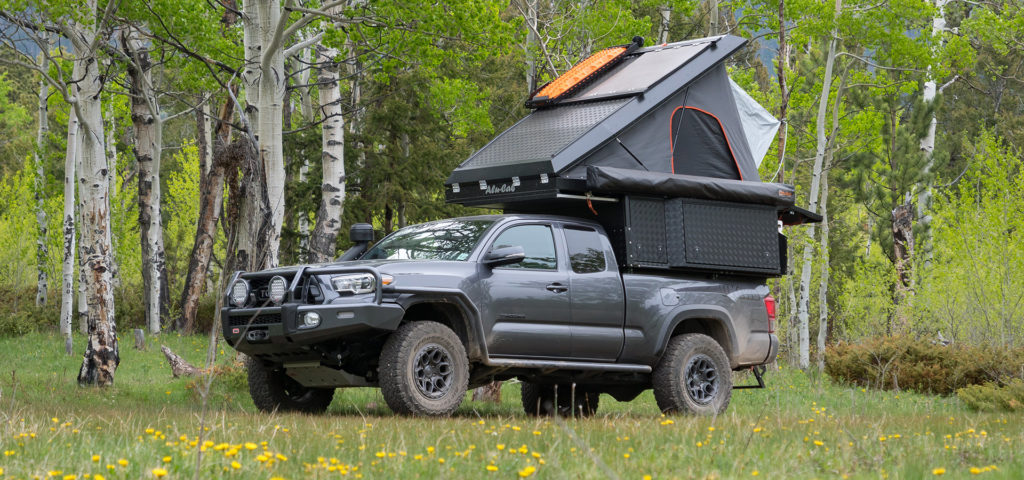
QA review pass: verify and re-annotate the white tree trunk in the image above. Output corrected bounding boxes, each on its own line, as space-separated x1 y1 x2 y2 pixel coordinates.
796 0 841 370
238 0 286 270
917 0 947 265
103 102 120 288
658 5 671 44
124 29 169 334
309 44 346 263
708 0 719 36
525 0 538 93
294 47 314 262
60 107 79 347
71 12 119 386
816 171 830 372
35 45 50 307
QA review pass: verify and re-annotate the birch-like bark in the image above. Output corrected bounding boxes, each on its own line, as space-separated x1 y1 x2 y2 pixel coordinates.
525 0 539 93
180 94 234 332
775 0 790 183
104 101 120 288
917 0 948 265
308 44 345 263
237 0 286 271
124 29 170 334
60 107 79 349
293 46 314 261
816 169 830 372
73 10 119 386
708 0 719 36
658 5 671 44
34 45 50 307
796 0 841 370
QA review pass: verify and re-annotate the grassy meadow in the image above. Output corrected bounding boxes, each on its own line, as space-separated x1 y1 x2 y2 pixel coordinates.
0 332 1020 479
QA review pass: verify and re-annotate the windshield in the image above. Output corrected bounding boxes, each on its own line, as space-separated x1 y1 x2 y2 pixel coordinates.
362 219 495 261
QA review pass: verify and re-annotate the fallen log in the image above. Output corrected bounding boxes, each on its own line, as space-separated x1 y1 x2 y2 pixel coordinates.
161 345 202 378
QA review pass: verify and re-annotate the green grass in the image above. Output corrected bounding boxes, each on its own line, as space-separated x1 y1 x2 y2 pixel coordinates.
0 332 1021 479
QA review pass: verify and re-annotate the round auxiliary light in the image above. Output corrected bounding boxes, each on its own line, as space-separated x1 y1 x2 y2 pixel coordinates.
303 312 321 329
268 276 287 304
229 280 249 307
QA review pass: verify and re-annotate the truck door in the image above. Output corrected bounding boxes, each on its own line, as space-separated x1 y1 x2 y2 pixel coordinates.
561 225 626 361
481 223 574 359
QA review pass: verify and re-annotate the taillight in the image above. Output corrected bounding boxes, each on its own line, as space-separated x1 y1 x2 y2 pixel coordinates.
764 295 777 333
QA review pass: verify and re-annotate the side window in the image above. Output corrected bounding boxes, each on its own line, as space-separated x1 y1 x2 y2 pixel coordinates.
564 226 607 274
491 225 557 270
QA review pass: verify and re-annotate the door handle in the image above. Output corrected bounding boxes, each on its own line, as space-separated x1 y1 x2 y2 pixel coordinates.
545 283 568 293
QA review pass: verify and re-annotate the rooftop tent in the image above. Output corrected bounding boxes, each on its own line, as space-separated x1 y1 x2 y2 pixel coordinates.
442 34 790 210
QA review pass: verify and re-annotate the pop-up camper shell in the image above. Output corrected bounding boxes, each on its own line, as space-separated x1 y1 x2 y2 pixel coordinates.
445 35 820 276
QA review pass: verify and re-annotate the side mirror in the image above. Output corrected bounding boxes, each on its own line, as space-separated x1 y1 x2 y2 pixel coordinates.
483 246 526 267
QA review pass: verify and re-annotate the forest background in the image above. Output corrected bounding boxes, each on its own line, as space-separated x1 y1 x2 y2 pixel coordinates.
0 0 1022 384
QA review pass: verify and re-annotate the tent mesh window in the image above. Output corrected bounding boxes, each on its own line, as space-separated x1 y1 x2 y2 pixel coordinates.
669 106 740 180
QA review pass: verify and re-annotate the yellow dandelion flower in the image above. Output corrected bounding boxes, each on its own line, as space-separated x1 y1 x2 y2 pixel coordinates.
151 468 168 478
813 440 824 446
518 466 537 477
256 455 269 463
91 454 101 462
145 428 155 434
117 459 128 467
933 467 946 476
486 465 498 472
276 453 288 461
497 444 505 450
94 475 104 480
970 467 982 475
414 454 423 460
244 442 258 450
231 461 241 470
427 446 435 454
753 427 762 433
162 456 171 463
660 419 674 426
644 476 652 480
62 475 76 480
375 451 385 458
708 427 715 432
751 471 759 476
438 458 445 464
623 453 630 459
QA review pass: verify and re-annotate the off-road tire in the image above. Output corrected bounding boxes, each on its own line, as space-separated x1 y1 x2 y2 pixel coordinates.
652 333 732 415
379 321 469 416
521 382 600 417
246 356 335 413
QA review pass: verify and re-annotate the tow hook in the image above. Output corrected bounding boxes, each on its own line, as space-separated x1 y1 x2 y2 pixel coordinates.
246 330 269 342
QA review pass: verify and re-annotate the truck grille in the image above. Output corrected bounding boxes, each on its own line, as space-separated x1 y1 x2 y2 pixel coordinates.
228 313 281 327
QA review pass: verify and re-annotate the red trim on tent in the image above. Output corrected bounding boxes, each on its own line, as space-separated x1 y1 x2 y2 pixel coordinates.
668 106 744 180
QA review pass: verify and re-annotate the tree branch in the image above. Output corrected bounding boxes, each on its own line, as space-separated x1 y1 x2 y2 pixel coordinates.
283 31 323 58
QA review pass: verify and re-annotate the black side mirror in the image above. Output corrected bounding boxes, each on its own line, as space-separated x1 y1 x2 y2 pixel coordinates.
483 246 526 267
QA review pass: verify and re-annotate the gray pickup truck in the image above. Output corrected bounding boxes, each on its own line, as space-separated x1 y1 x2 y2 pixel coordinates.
222 214 778 417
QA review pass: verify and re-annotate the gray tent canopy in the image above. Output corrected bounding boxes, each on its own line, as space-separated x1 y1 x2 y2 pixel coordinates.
445 35 798 214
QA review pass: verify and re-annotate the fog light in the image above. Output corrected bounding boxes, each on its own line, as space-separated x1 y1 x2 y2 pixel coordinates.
302 312 321 329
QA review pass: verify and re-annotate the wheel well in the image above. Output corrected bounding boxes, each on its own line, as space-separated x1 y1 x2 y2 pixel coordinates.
401 302 481 360
669 317 733 362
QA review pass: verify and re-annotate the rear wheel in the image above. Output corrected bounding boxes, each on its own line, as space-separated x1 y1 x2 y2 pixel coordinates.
521 382 599 417
652 333 732 415
379 321 469 416
246 356 335 414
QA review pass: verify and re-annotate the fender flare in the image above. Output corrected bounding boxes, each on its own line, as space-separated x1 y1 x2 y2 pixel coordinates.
654 305 739 365
389 288 488 361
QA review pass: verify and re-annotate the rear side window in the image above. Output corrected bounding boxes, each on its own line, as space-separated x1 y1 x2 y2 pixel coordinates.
491 225 558 270
564 227 607 274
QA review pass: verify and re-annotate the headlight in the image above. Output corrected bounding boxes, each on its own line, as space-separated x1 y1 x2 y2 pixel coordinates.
268 276 287 304
331 273 377 294
229 280 249 307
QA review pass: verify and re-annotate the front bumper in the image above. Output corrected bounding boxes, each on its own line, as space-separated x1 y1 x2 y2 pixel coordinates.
222 301 405 354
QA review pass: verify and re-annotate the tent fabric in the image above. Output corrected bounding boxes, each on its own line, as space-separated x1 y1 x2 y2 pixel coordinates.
586 165 795 207
680 64 759 181
670 106 741 180
728 77 780 167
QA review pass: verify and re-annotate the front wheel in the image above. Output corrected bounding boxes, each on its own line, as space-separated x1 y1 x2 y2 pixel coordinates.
652 333 732 415
246 356 335 414
521 382 599 417
379 321 469 416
